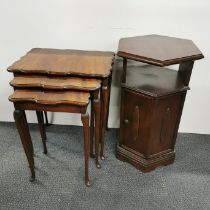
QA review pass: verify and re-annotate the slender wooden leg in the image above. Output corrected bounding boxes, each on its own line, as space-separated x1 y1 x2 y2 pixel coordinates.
14 110 35 182
93 91 101 169
89 95 95 158
23 111 34 156
100 78 109 160
36 111 47 154
81 113 91 187
44 111 49 126
106 73 112 130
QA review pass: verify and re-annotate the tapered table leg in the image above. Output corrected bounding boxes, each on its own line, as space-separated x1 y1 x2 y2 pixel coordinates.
14 110 35 182
93 91 101 169
36 111 47 154
106 73 112 130
100 78 109 160
89 96 95 158
44 111 49 126
81 113 91 187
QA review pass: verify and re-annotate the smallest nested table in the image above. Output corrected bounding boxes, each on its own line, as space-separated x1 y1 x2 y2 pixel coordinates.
9 89 95 186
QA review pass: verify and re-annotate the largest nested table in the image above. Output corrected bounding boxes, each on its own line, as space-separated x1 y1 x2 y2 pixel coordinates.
8 48 115 159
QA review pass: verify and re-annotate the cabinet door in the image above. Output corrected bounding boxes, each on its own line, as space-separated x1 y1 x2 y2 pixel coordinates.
150 93 185 154
120 88 153 154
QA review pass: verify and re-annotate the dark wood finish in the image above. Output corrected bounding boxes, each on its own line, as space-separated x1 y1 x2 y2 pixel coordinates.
36 111 47 154
121 64 189 97
106 72 113 130
8 48 114 78
122 58 127 83
118 35 204 67
93 91 101 168
178 61 194 86
117 87 186 172
14 110 35 181
117 35 204 172
81 113 91 187
90 95 95 158
100 78 109 160
44 111 49 126
8 48 115 163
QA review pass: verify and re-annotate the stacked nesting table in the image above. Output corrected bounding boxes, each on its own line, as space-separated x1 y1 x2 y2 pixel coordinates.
116 35 204 172
8 48 114 186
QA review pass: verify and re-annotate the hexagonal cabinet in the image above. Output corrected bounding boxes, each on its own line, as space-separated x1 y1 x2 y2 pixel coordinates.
116 35 204 172
117 65 188 172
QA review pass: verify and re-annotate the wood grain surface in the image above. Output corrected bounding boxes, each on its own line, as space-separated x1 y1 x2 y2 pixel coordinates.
8 48 115 78
9 89 90 106
10 75 101 91
118 35 204 66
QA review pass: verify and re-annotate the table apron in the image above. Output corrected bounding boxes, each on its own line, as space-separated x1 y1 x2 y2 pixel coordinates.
14 102 87 114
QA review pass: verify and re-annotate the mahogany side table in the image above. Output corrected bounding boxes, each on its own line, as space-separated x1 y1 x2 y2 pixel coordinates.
8 48 115 159
9 90 92 186
116 35 204 172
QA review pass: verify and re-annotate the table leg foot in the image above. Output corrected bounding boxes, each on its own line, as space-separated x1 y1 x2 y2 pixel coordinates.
29 176 35 182
100 155 105 161
96 163 101 169
85 179 92 187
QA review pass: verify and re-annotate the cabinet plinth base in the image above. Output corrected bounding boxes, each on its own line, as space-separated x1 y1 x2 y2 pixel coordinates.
116 144 175 173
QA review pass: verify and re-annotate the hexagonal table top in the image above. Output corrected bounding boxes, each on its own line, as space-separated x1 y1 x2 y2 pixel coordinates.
117 35 204 66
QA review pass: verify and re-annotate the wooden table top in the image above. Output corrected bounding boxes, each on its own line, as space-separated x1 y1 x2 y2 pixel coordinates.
118 35 204 66
9 89 90 106
122 62 189 97
8 48 115 78
10 75 101 91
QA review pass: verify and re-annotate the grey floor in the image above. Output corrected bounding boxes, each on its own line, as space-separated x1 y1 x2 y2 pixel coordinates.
0 122 210 210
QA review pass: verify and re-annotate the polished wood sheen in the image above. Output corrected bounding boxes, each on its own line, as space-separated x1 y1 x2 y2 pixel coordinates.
8 48 114 78
8 48 115 161
117 35 204 172
10 75 101 91
117 87 185 172
11 76 102 161
9 89 90 106
11 75 101 159
118 35 204 66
